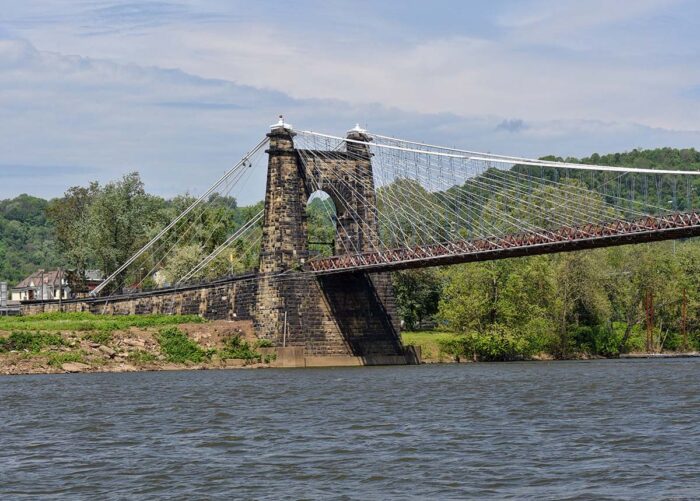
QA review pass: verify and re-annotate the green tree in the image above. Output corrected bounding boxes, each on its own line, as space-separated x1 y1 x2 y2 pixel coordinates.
392 269 442 330
86 173 165 291
47 184 99 277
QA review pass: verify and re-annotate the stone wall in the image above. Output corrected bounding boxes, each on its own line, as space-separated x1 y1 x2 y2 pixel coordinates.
21 270 408 362
21 276 259 321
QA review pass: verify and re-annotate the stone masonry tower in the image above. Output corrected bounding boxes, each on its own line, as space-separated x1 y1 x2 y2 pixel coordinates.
253 119 411 364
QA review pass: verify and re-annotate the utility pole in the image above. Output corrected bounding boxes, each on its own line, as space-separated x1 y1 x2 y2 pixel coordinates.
58 268 63 312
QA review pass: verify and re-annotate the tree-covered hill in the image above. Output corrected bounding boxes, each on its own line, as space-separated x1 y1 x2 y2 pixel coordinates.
0 194 62 285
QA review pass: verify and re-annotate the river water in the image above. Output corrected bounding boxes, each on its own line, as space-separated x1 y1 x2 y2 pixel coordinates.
1 359 699 499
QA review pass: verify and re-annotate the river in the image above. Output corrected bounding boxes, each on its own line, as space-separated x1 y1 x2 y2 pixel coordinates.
1 359 699 499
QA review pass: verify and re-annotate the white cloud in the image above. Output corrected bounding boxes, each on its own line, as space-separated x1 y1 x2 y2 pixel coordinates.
10 0 699 131
1 2 700 201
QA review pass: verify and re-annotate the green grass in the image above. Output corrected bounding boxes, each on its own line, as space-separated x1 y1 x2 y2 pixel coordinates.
157 327 207 364
0 312 204 334
47 351 86 367
0 331 65 353
401 330 458 361
83 330 113 345
127 350 158 364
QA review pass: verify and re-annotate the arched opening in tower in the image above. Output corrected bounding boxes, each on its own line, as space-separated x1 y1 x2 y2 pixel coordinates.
306 190 337 258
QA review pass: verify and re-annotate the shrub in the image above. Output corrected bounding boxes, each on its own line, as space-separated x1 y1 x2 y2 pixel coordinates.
0 331 64 353
157 327 206 363
220 335 261 361
437 335 472 362
438 325 535 362
255 339 273 348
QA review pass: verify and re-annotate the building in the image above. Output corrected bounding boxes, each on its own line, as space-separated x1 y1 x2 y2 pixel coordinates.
10 270 71 302
10 269 105 301
73 270 105 297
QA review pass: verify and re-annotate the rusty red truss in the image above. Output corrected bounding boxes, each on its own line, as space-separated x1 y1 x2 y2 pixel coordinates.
309 211 700 274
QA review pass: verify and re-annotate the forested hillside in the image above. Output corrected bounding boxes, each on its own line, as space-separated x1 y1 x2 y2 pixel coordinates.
0 195 62 284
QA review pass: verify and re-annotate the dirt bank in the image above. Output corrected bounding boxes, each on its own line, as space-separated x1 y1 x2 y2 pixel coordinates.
0 319 270 375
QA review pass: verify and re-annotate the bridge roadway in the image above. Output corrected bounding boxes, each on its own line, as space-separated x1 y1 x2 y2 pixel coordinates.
308 211 700 274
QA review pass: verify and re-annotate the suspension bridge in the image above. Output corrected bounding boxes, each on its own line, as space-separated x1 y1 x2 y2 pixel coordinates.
23 118 700 365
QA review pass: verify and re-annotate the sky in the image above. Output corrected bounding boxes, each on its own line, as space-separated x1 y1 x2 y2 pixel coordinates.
1 0 699 204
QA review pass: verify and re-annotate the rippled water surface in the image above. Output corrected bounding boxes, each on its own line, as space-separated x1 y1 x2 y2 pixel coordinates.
1 360 699 499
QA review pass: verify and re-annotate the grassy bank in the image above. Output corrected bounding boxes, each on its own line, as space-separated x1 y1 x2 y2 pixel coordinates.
401 331 458 362
0 312 271 375
0 312 204 333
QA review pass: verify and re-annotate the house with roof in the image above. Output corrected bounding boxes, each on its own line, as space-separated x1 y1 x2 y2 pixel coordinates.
10 269 70 302
10 269 105 301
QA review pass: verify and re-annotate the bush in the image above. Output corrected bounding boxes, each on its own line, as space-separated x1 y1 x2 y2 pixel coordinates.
438 325 535 362
255 339 273 348
622 324 646 353
573 325 623 357
220 335 261 361
0 331 64 352
662 331 682 351
157 327 206 363
437 335 472 362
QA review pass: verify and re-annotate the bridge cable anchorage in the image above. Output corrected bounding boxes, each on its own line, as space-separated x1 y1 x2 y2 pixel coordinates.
91 136 269 297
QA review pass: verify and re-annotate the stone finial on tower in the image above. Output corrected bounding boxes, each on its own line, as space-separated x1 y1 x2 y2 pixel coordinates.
347 123 367 134
270 115 293 132
346 123 372 157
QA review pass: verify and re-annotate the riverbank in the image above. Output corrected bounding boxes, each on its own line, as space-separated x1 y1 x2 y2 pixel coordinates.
2 314 697 375
0 313 275 375
403 330 700 363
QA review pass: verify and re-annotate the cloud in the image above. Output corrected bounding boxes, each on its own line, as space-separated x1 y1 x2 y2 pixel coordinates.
0 35 700 203
496 0 679 32
9 0 697 132
154 101 246 110
496 118 527 133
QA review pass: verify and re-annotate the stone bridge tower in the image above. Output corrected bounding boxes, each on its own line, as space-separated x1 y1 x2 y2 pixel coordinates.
254 120 411 364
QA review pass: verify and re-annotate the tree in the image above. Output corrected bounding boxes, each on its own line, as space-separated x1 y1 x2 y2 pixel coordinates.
550 250 611 357
47 184 99 277
392 269 441 330
86 173 166 291
437 256 557 359
0 195 62 284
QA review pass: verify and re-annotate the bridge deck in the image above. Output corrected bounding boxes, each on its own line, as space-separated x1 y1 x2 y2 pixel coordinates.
308 211 700 274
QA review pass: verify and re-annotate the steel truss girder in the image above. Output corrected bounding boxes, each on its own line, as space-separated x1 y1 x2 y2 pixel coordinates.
309 212 700 274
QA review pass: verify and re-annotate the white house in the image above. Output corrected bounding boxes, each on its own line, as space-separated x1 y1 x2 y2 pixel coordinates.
10 269 71 302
